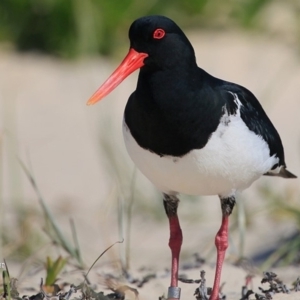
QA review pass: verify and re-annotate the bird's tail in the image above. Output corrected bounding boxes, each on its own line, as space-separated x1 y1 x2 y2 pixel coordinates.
264 166 297 179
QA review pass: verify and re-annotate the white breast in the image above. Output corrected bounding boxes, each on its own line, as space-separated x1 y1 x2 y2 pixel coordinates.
122 105 278 198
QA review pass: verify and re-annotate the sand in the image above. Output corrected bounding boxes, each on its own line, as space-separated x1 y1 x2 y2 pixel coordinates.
0 29 300 299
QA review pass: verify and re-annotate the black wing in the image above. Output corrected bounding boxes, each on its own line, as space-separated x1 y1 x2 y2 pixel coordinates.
222 82 285 169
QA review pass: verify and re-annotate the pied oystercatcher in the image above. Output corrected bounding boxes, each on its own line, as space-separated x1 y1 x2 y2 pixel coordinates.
87 16 296 300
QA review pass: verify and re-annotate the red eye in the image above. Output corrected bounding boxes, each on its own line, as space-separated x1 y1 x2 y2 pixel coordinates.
153 28 165 39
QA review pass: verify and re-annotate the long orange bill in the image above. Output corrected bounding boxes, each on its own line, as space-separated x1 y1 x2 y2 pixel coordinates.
87 48 148 105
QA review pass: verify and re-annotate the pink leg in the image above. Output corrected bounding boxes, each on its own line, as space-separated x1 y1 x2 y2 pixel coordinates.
210 215 229 300
168 214 183 287
163 194 182 299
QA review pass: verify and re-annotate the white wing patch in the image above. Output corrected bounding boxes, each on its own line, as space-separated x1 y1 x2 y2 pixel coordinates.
228 91 243 110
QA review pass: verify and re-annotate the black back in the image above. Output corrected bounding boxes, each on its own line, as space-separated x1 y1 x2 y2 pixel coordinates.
124 15 286 169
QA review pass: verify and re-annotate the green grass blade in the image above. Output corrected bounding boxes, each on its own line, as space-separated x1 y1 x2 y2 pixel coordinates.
70 218 84 267
18 158 83 267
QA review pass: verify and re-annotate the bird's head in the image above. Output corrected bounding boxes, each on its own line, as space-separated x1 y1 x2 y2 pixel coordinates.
87 15 195 105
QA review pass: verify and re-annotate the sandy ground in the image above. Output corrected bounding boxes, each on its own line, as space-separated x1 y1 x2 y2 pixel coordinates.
1 29 300 299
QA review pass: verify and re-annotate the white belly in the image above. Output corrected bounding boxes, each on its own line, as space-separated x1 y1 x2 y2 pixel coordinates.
122 112 278 197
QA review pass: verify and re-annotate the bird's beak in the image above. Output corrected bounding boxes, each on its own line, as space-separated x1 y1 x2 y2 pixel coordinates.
87 48 148 105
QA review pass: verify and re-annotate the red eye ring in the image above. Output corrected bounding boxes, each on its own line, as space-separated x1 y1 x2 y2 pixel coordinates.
153 28 165 39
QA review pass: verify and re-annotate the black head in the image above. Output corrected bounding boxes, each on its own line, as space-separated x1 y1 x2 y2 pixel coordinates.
87 15 196 105
128 15 196 71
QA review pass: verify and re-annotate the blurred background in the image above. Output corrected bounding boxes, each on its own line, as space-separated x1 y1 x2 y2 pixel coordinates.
0 0 300 293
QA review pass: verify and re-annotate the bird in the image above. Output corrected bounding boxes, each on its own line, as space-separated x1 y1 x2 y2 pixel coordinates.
86 15 296 300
